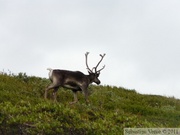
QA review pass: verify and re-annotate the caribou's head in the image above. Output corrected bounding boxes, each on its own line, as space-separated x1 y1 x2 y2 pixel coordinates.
85 52 106 85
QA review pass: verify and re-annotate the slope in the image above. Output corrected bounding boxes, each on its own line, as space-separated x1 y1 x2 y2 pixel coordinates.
0 73 180 135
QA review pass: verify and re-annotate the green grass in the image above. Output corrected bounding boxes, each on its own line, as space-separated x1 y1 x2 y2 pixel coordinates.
0 73 180 134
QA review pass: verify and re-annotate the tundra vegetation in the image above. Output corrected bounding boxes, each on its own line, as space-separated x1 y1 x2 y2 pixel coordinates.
0 72 180 135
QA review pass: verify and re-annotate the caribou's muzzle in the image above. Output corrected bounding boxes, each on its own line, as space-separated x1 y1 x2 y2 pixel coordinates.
95 80 101 85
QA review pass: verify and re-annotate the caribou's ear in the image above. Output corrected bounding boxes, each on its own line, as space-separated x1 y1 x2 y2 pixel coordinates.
96 72 100 77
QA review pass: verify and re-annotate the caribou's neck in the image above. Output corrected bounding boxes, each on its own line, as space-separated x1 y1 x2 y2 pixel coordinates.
86 74 94 84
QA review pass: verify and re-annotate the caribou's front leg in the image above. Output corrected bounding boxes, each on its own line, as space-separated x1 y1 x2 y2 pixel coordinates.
82 87 89 104
69 91 78 104
84 90 89 104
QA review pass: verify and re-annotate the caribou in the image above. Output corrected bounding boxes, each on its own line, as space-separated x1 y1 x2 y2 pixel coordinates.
44 52 106 104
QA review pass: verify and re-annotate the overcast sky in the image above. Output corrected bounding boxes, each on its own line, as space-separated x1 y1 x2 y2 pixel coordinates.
1 0 180 98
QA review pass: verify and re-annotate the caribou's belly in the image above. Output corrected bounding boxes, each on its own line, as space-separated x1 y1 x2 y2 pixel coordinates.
64 84 80 90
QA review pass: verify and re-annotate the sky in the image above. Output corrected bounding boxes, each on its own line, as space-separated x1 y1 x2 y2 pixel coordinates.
1 0 180 98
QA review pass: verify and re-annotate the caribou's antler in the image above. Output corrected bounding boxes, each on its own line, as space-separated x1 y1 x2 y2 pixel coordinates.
94 53 106 73
85 52 93 73
85 52 106 73
96 65 105 73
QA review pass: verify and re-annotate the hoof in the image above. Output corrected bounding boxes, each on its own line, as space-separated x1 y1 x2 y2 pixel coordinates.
85 100 90 105
69 101 78 105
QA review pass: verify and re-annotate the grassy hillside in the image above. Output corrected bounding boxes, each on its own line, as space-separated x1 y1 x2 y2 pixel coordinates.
0 73 180 135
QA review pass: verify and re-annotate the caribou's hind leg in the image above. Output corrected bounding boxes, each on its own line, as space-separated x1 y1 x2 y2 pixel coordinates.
53 87 59 102
44 83 60 101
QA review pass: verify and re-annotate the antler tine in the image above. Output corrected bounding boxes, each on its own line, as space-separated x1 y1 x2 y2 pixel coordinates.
94 53 106 72
85 52 93 73
97 65 105 73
